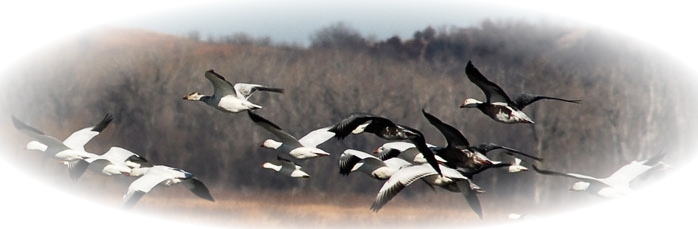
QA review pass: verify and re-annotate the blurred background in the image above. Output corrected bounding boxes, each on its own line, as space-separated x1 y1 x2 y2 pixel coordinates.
0 1 695 229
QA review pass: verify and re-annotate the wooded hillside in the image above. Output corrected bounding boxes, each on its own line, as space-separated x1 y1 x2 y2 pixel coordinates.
1 19 695 215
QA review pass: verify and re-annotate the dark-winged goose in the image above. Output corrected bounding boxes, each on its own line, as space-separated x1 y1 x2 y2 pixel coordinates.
183 69 283 113
459 61 580 124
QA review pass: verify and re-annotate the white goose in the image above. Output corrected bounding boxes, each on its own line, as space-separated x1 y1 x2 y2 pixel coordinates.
532 153 667 198
11 116 98 162
183 69 284 113
123 165 214 209
338 149 412 180
248 111 333 159
374 141 445 165
262 157 310 178
67 147 151 181
371 163 484 219
24 114 113 154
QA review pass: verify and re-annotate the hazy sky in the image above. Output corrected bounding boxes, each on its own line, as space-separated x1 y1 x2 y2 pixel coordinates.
109 1 576 45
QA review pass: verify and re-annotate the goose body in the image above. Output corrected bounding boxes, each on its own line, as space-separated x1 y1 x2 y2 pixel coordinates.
532 153 667 198
183 69 283 113
262 157 310 178
374 142 446 165
67 147 151 181
370 163 483 219
459 61 580 124
249 111 332 159
339 149 411 180
123 165 214 209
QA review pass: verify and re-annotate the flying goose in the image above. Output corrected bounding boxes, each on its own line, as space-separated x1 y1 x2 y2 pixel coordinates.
248 111 332 159
532 153 667 198
183 69 284 113
123 165 215 209
339 149 412 180
459 61 580 124
11 116 96 162
328 113 443 177
370 163 484 219
374 142 447 165
262 156 310 178
421 109 542 176
67 146 151 181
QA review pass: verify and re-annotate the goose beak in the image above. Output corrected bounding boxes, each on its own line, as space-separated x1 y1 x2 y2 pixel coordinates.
121 171 131 176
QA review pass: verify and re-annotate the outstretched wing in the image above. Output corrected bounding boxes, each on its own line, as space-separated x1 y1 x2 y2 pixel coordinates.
298 127 335 148
181 178 215 202
204 69 236 97
62 114 113 151
471 143 543 162
12 116 70 153
464 61 514 105
513 94 580 110
370 164 436 212
233 83 284 100
532 164 605 185
122 172 169 209
422 109 470 148
247 111 302 148
456 180 483 219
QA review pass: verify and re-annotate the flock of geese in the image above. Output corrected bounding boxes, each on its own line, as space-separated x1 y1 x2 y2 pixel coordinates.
11 60 670 219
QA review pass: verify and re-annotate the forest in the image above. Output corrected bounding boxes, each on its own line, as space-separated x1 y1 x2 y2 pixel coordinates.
0 19 695 226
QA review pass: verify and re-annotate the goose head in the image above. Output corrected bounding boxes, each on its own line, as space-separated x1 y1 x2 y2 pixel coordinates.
103 164 132 176
460 98 482 108
261 139 282 149
183 92 205 101
570 181 590 191
262 162 280 171
26 141 48 152
128 167 151 177
290 170 310 178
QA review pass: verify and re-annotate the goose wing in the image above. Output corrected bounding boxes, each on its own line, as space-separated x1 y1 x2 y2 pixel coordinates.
12 116 71 153
532 165 607 186
512 94 580 110
471 143 543 162
204 69 236 98
339 149 385 175
422 109 470 148
122 171 170 209
233 83 284 100
328 113 399 140
181 177 215 202
455 180 483 219
403 126 443 177
67 159 90 181
298 127 335 148
370 164 437 212
62 114 112 151
247 111 303 148
464 61 515 105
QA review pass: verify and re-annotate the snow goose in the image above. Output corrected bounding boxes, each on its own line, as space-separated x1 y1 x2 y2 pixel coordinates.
262 156 310 178
67 147 151 181
370 163 484 219
459 61 580 124
374 142 447 165
123 165 214 209
11 116 96 162
532 153 666 198
421 109 542 176
339 149 412 180
248 111 332 159
328 113 443 177
183 69 283 113
24 114 113 153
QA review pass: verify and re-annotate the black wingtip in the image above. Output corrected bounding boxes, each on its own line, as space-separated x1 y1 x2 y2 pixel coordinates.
91 114 113 132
